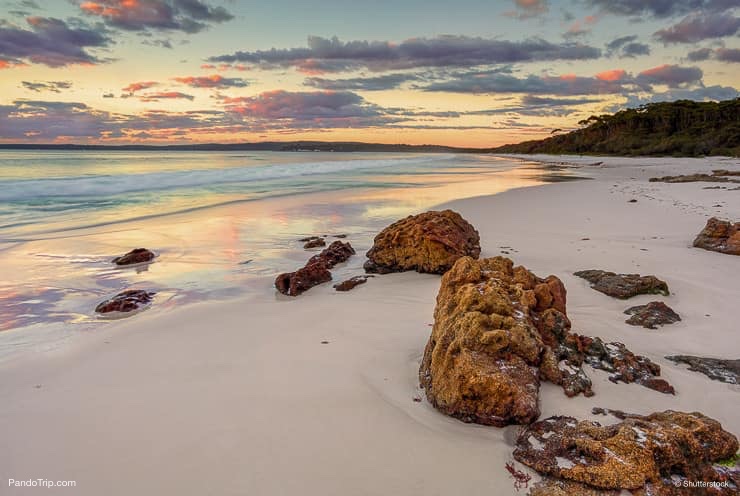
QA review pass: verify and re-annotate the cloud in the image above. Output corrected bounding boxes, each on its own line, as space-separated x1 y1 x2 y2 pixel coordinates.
172 74 248 88
636 64 703 87
421 63 709 95
121 80 159 94
209 35 602 73
0 16 110 67
79 0 233 33
605 35 651 57
421 69 641 95
687 46 740 62
138 91 195 101
21 80 73 92
655 13 740 43
304 73 421 91
620 42 651 57
716 47 740 62
564 15 598 38
611 85 739 111
221 90 391 125
505 0 548 19
586 0 735 18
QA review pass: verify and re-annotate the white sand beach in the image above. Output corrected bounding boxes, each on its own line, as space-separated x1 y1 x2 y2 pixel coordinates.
1 155 738 495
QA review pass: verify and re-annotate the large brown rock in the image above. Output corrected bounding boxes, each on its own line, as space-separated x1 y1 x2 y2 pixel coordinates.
574 270 669 299
364 209 480 274
693 217 740 256
419 256 675 427
514 411 739 494
419 257 572 426
275 241 355 296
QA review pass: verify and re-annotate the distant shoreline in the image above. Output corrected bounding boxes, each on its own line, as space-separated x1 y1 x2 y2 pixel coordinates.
0 142 493 153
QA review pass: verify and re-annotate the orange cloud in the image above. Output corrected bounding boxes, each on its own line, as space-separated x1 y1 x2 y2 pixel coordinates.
596 69 627 81
122 81 158 93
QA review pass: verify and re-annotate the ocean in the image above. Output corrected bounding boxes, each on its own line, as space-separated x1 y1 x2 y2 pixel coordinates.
0 151 576 360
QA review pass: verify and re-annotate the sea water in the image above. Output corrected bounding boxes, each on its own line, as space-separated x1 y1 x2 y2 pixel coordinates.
0 151 577 360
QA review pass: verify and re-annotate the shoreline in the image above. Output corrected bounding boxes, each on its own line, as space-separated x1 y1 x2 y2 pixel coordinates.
1 155 738 495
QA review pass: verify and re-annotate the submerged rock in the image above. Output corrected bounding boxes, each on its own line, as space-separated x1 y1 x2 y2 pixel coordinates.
333 275 372 291
514 411 739 494
666 355 740 385
275 241 355 296
693 217 740 256
303 237 326 249
95 289 155 315
419 256 675 427
111 248 155 266
364 209 480 274
624 301 681 329
574 270 669 299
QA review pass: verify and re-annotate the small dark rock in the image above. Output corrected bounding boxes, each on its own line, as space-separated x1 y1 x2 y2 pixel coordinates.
320 340 329 344
333 275 372 291
574 269 669 299
298 236 324 243
628 199 637 203
332 234 348 238
112 248 155 266
624 301 681 329
95 289 155 315
665 355 740 384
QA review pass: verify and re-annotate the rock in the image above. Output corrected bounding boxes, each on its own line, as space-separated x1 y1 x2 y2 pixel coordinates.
419 257 560 426
298 236 322 242
111 248 155 266
419 257 675 427
624 301 681 329
628 199 638 203
574 270 669 299
665 355 740 385
560 334 674 394
303 237 326 249
649 170 740 184
364 209 480 274
275 241 355 296
95 290 155 315
333 275 372 291
514 411 739 494
693 217 740 256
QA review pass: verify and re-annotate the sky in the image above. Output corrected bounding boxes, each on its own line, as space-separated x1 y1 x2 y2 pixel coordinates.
0 0 738 147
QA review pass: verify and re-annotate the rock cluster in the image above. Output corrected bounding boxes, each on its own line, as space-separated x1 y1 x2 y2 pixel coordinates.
574 270 669 299
95 289 155 315
624 301 681 329
649 169 740 184
418 256 675 427
275 241 355 296
562 334 674 394
693 217 740 256
514 410 739 495
666 355 739 385
364 210 480 274
111 248 155 266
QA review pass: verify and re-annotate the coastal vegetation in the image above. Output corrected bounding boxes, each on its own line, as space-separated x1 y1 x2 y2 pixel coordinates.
494 98 740 157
